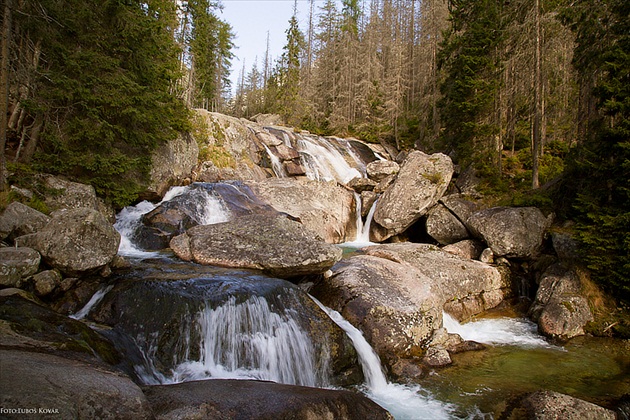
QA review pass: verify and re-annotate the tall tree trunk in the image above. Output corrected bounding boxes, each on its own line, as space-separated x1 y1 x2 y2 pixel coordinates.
531 0 542 189
1 0 13 192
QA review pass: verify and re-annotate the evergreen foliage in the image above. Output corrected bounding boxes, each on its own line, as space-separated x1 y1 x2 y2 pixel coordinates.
438 0 504 166
8 0 189 208
563 0 630 298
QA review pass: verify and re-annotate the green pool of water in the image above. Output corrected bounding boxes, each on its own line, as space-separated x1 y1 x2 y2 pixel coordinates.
422 335 630 417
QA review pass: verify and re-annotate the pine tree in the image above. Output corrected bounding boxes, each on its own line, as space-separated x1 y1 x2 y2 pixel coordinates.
563 0 630 298
438 0 504 167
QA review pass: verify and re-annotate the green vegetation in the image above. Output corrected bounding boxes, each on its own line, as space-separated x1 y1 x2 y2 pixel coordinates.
2 0 233 208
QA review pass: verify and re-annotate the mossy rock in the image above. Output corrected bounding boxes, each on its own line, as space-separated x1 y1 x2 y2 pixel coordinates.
0 294 122 366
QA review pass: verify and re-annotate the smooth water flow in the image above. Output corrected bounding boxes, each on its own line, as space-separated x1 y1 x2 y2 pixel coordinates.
443 312 557 348
314 298 456 420
70 285 114 320
297 136 363 184
171 295 327 387
344 196 378 247
263 144 287 178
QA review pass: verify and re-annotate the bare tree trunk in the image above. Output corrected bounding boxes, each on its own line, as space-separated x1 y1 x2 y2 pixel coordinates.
531 0 542 189
1 0 13 192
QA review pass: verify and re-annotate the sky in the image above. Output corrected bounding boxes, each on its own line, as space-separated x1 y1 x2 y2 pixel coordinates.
219 0 341 90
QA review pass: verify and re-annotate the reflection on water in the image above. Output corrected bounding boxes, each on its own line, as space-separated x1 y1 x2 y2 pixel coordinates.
423 324 630 417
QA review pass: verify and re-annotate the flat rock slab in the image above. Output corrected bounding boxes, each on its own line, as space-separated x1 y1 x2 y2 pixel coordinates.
170 214 343 278
143 379 393 420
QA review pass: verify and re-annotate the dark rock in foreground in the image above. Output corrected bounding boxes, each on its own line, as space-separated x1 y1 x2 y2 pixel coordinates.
143 379 393 420
0 350 150 420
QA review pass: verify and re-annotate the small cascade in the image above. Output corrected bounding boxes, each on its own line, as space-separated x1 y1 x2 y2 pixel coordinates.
314 298 456 420
114 184 231 257
168 295 327 386
345 196 378 247
263 144 287 178
443 312 558 349
70 285 114 320
296 136 363 184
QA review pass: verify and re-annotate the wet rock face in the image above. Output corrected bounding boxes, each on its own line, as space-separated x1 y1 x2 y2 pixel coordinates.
90 265 362 387
0 350 151 419
134 182 276 250
466 206 551 259
170 214 343 278
373 151 453 241
16 208 120 276
144 379 393 420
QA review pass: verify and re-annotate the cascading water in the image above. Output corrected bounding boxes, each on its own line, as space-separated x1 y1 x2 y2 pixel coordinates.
171 295 327 387
70 285 114 320
296 136 364 184
114 184 231 258
443 312 558 349
344 194 378 247
263 144 287 178
313 298 456 420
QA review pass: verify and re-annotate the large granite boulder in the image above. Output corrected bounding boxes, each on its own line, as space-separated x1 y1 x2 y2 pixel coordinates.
144 132 199 200
0 247 41 288
170 214 342 278
16 208 120 276
366 160 400 182
311 242 507 368
426 203 469 245
41 175 100 212
0 202 50 242
529 264 594 340
247 178 357 243
144 379 392 420
310 254 442 369
466 206 551 259
373 152 453 241
362 243 508 321
506 391 616 420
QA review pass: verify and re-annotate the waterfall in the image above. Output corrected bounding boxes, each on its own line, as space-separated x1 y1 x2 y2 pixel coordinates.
345 195 378 247
170 295 328 387
70 285 114 320
296 136 363 184
313 298 456 420
443 312 559 349
263 144 287 178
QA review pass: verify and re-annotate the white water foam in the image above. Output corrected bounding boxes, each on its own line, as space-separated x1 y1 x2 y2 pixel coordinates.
171 295 327 387
70 285 114 320
114 185 230 258
443 312 559 349
297 136 363 184
344 196 378 248
314 298 456 420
